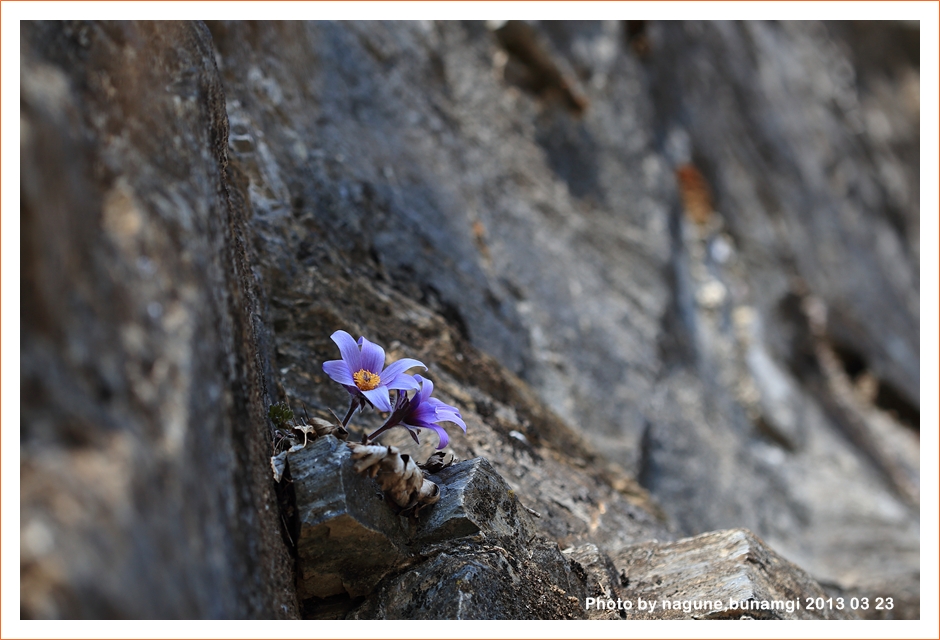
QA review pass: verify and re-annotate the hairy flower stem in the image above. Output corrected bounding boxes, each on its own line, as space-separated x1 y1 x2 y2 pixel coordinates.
341 400 358 428
365 393 411 442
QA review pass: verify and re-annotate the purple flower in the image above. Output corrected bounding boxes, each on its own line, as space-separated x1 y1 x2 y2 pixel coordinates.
396 375 467 450
322 330 426 412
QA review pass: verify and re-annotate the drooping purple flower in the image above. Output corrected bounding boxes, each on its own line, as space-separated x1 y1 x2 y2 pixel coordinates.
322 330 425 412
394 375 467 450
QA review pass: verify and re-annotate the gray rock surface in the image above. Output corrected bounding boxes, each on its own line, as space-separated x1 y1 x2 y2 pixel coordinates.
417 457 534 545
610 528 856 620
289 436 408 599
20 21 296 618
20 19 920 619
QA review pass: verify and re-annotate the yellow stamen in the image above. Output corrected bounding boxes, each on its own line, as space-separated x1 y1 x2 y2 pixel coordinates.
353 369 381 391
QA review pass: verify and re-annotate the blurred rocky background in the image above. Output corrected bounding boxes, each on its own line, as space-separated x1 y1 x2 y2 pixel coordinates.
20 20 919 619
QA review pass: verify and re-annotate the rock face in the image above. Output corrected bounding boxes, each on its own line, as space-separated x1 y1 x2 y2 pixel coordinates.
610 529 856 620
20 21 297 618
21 20 919 619
290 436 409 600
291 435 852 620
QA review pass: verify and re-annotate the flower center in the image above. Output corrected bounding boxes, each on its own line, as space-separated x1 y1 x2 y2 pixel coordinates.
353 369 381 391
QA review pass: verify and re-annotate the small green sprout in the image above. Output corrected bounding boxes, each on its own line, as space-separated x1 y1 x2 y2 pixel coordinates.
268 402 295 430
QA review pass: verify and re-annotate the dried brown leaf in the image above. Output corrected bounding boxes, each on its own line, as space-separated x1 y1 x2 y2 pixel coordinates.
419 451 458 473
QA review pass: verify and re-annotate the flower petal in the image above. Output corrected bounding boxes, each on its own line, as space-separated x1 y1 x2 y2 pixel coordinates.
414 374 434 405
361 386 392 412
435 408 467 432
404 416 451 448
427 398 466 430
386 371 421 392
331 330 362 373
322 359 355 386
423 424 450 449
381 358 427 386
410 403 439 423
358 336 386 374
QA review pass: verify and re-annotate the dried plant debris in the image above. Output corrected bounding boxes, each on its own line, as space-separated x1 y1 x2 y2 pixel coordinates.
419 450 459 474
269 402 349 481
270 451 289 483
348 443 441 516
294 417 348 448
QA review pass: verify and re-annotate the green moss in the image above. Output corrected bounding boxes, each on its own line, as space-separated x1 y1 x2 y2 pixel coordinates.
268 402 295 429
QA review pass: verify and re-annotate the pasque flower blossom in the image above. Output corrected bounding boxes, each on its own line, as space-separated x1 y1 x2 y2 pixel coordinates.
322 330 465 450
322 330 425 414
366 375 467 450
397 375 467 449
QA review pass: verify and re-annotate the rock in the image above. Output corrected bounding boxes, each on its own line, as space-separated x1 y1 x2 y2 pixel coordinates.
562 544 625 620
417 458 535 545
204 22 919 613
20 20 296 618
348 541 585 620
292 438 549 604
611 529 856 620
635 24 920 605
289 436 409 599
344 458 591 620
